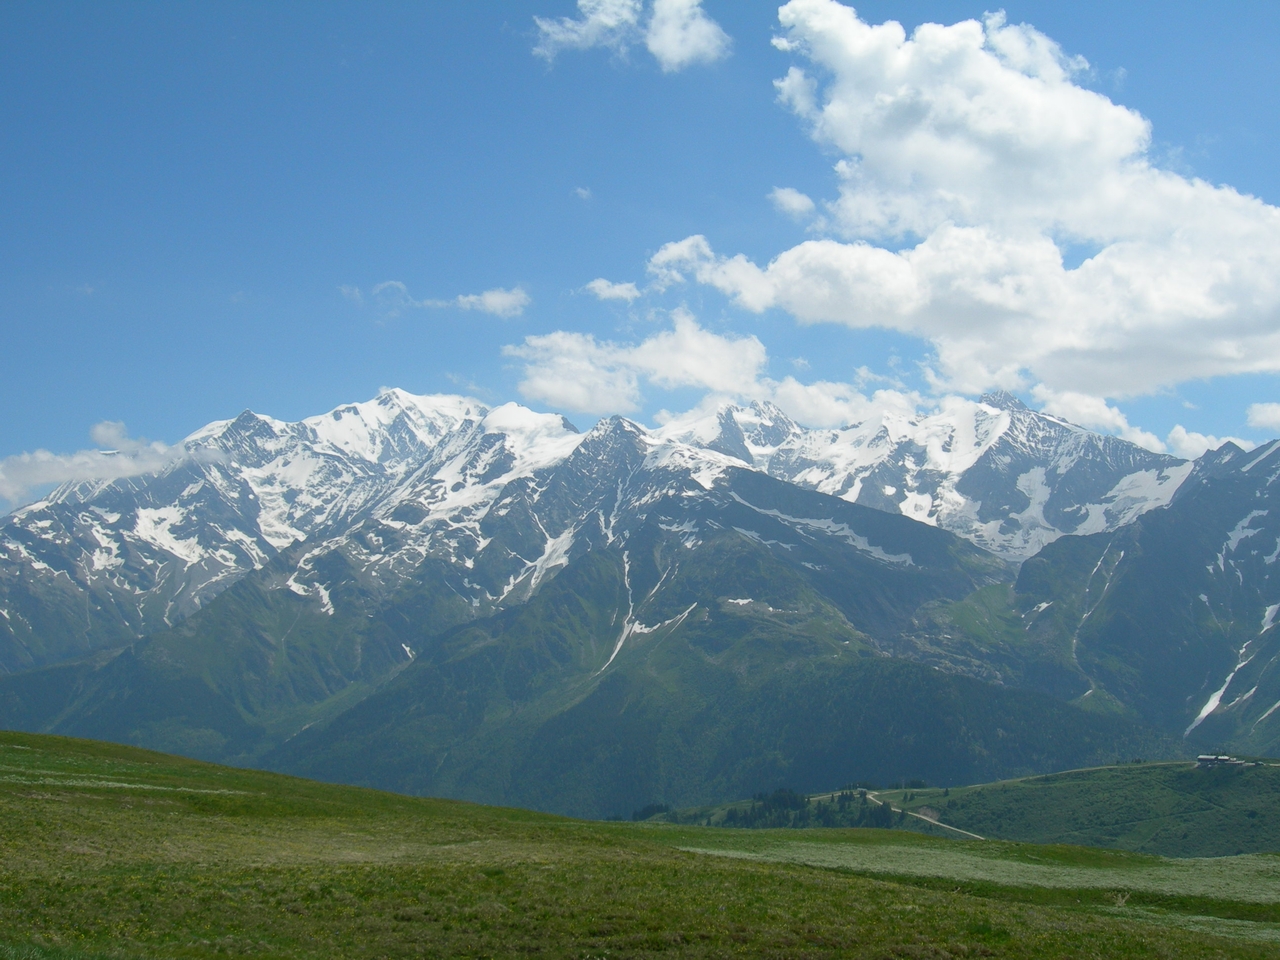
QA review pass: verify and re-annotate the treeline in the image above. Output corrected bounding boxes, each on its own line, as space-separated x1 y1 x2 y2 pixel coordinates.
707 788 906 829
640 793 901 829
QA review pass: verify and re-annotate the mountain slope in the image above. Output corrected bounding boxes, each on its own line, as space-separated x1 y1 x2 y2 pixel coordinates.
270 516 1164 819
909 439 1280 752
3 729 1271 960
1 420 1015 771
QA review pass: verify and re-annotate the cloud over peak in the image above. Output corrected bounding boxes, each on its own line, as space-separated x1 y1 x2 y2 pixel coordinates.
0 424 179 507
505 309 764 415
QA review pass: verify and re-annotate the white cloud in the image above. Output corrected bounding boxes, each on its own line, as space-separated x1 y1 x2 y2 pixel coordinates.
1165 425 1251 460
650 0 1280 409
504 309 929 429
645 0 731 72
370 281 530 319
504 309 765 414
456 287 531 318
584 278 642 301
0 423 179 507
505 330 644 414
533 0 729 71
1032 387 1165 451
339 284 363 304
1247 403 1280 433
768 186 816 219
534 0 643 61
575 186 593 200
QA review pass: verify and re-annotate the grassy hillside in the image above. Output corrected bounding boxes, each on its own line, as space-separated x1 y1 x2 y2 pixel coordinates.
882 760 1280 858
2 730 1279 958
669 760 1280 859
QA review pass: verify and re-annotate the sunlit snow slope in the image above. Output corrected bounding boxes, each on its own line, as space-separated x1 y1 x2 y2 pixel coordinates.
659 391 1191 560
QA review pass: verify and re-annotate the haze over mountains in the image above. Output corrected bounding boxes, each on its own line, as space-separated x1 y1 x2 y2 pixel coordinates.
1 388 1277 817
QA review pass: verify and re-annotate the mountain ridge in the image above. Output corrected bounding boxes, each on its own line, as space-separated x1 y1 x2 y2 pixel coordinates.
1 387 1197 675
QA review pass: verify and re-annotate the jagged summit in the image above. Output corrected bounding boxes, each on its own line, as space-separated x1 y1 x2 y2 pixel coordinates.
977 389 1030 412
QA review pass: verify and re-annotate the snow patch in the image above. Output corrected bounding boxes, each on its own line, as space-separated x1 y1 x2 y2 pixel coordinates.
1186 637 1260 736
133 507 205 566
1242 440 1280 473
729 494 914 565
527 525 576 595
1263 604 1280 634
1226 510 1268 553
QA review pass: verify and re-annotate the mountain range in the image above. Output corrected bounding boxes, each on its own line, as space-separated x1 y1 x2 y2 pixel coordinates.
0 387 1271 817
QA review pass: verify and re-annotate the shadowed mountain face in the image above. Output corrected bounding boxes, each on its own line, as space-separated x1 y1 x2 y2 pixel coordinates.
1016 440 1280 751
894 440 1280 753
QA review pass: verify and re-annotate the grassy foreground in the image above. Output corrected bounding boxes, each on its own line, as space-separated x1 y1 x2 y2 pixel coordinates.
2 731 1279 958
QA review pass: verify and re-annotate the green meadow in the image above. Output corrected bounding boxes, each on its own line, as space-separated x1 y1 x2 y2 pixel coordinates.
879 760 1280 858
2 730 1279 958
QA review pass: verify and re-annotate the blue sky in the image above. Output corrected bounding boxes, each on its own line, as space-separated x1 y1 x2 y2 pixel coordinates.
2 1 1280 505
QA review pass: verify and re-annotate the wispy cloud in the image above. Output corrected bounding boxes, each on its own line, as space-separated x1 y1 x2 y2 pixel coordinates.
534 0 729 72
534 0 643 61
504 308 764 414
504 307 923 430
455 287 531 318
358 281 532 319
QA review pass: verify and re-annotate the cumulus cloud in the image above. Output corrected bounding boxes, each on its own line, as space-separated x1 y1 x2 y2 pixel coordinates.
645 0 731 71
768 186 816 219
1247 403 1280 433
1165 425 1251 460
369 281 530 319
504 309 765 414
651 0 1280 422
584 278 642 301
504 309 926 429
534 0 729 71
1031 387 1165 451
0 423 179 507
